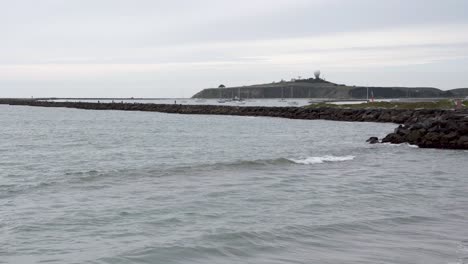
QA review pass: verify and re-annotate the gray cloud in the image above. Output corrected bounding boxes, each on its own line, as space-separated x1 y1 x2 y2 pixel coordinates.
1 0 468 97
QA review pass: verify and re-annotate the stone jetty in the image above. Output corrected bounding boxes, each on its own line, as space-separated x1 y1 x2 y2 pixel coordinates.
1 99 467 149
381 113 468 149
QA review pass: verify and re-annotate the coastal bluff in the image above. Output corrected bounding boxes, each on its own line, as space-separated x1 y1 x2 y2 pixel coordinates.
1 99 467 149
192 78 458 99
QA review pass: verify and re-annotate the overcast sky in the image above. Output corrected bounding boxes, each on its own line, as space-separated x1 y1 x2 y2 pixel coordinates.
2 0 468 98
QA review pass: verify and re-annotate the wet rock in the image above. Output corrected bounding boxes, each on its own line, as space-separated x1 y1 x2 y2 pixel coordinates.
366 137 379 144
382 133 405 144
407 130 424 143
443 131 459 141
424 132 441 143
458 136 468 146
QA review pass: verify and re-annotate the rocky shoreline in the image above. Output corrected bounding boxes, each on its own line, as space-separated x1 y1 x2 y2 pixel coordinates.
381 114 468 149
1 99 467 149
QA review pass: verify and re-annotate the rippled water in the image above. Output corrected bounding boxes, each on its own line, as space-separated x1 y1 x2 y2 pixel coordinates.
1 105 467 264
50 98 317 107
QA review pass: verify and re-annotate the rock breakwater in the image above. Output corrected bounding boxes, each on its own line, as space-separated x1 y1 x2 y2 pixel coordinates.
382 113 468 149
1 99 467 149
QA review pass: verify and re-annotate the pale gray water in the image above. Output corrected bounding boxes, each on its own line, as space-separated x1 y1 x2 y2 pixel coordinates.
48 98 440 107
1 105 467 264
50 98 317 107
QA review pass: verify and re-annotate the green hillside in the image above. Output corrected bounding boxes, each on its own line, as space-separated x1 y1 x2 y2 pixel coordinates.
192 78 456 99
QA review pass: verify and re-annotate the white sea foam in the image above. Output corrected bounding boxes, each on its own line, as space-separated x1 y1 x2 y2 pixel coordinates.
382 143 419 148
289 155 355 165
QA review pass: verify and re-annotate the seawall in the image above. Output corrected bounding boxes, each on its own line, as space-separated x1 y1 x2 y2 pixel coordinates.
1 99 467 149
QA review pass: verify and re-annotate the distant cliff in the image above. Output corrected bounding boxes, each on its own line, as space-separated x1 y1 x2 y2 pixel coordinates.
192 78 456 99
450 88 468 97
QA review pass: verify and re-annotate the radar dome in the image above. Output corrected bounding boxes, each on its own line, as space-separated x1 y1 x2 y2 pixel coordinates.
314 70 321 79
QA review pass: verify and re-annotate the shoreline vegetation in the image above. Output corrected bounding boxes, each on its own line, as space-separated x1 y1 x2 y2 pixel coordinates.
1 99 467 150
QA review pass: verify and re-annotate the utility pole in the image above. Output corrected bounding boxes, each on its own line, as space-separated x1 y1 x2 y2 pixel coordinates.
366 87 369 102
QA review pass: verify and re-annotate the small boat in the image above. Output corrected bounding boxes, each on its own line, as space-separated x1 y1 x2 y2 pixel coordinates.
232 88 245 102
217 99 227 103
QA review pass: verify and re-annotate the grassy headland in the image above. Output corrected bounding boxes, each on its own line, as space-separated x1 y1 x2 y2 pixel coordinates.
307 99 468 110
193 77 466 99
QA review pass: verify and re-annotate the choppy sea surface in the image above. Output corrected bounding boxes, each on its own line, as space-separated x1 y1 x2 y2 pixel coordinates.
1 105 467 264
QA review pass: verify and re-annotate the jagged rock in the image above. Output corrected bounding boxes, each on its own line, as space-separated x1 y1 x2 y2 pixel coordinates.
424 132 441 142
407 130 424 143
443 131 459 141
458 136 468 146
396 126 410 136
382 133 405 144
366 137 379 144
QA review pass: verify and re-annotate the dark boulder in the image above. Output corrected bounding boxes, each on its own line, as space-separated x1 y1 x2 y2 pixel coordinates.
457 136 468 147
366 137 379 144
382 133 405 144
406 130 424 143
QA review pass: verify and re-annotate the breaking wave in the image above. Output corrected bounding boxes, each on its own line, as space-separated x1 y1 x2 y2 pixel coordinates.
288 155 355 165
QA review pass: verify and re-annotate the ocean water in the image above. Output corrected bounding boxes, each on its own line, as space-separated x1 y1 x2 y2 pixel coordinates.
1 105 467 264
50 98 317 107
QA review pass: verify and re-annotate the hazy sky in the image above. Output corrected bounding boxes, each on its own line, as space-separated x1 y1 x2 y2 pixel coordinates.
2 0 468 98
